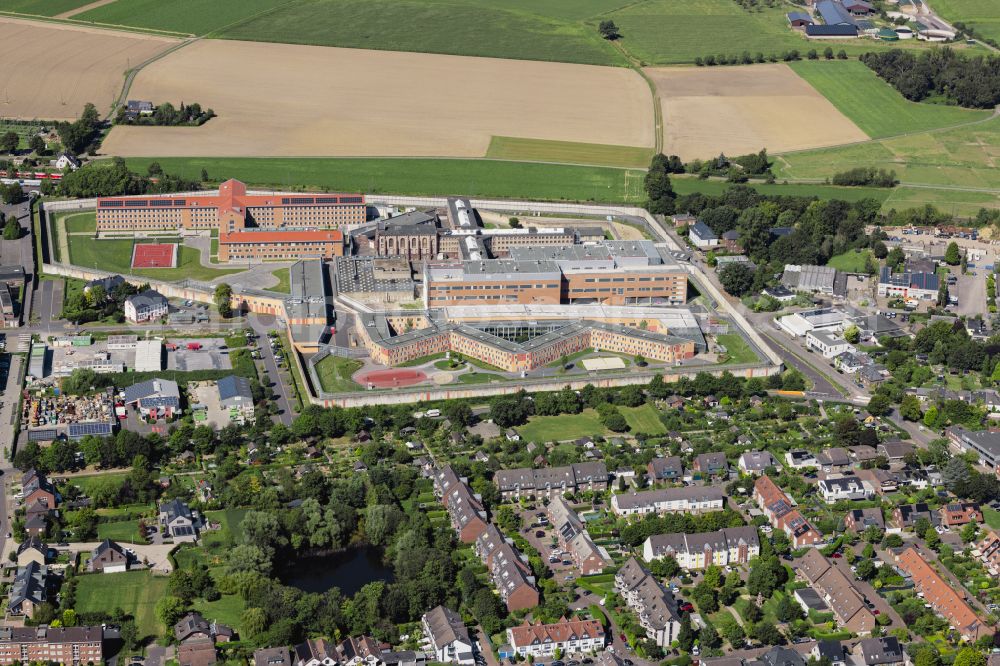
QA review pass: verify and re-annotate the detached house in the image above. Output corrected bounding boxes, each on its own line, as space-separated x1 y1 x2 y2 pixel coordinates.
89 539 130 573
940 502 982 528
8 561 47 618
159 498 201 542
693 452 729 476
738 450 779 475
647 456 683 482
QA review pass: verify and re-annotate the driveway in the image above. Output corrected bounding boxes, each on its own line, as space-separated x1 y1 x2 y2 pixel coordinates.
61 541 176 573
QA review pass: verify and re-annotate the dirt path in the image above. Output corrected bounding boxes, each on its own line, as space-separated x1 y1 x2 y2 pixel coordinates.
54 0 117 19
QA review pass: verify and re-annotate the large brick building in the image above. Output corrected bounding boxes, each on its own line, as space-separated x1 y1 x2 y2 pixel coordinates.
218 230 344 262
96 179 365 233
0 625 103 665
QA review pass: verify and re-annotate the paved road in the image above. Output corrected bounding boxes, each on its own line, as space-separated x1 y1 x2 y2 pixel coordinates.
758 329 846 399
248 315 294 426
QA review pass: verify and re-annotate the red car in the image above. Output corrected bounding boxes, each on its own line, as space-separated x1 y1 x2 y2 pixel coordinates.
680 602 694 612
873 609 881 615
831 553 842 558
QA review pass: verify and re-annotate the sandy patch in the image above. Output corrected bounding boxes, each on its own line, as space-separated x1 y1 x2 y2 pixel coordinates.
102 39 654 158
0 17 178 120
646 63 868 160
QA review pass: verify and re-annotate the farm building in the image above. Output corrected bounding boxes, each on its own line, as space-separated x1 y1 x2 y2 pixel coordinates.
787 12 815 27
842 0 875 14
816 0 855 24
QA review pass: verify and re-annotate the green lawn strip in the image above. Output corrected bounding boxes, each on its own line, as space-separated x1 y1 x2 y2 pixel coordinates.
925 0 1000 43
63 211 97 233
269 267 291 293
984 506 1000 530
314 355 363 393
216 0 625 66
457 372 506 384
192 593 245 633
487 136 653 169
619 403 666 434
715 333 759 365
70 471 130 494
827 249 873 273
97 519 145 542
517 408 607 442
789 60 990 139
398 352 447 367
74 570 168 641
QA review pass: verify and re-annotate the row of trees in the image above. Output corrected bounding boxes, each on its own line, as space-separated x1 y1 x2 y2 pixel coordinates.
832 167 899 188
860 48 1000 109
56 157 201 198
694 48 847 66
114 101 216 126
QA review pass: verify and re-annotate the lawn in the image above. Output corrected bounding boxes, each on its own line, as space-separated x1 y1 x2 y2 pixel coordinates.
457 371 505 384
216 0 625 66
72 0 285 35
125 157 649 204
985 506 1000 531
314 355 362 393
931 0 1000 43
64 212 97 234
202 508 248 548
65 229 243 281
0 0 98 15
716 333 759 365
97 519 145 542
70 471 130 495
620 403 666 434
75 570 169 641
269 267 290 293
789 60 991 138
193 592 245 633
827 249 873 273
517 408 607 442
487 137 653 169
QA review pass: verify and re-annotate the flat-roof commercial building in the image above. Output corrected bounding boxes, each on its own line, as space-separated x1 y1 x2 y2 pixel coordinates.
218 229 344 262
96 179 365 233
877 266 939 300
946 426 1000 470
782 264 839 294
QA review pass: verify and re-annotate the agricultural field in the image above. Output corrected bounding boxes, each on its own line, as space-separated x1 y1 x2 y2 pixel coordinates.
648 64 866 159
931 0 1000 43
0 0 101 17
773 116 1000 214
486 137 653 168
71 0 285 35
103 39 652 159
789 60 991 138
75 570 168 641
0 17 178 120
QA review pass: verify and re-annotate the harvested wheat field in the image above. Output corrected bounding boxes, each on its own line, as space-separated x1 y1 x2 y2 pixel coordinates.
102 39 654 158
0 17 178 120
646 63 868 160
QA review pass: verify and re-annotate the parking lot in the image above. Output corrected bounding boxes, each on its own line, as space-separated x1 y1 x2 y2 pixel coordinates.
515 505 579 582
166 338 232 372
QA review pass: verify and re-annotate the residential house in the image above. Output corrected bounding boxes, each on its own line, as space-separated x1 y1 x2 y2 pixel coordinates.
940 502 982 528
849 445 879 464
806 330 856 359
16 537 46 567
720 230 743 253
854 637 905 666
976 530 1000 576
53 153 81 171
547 496 612 575
22 469 56 509
124 377 181 419
0 625 103 665
818 475 874 504
294 639 338 666
895 546 989 641
795 549 876 634
254 647 293 666
84 274 125 296
615 558 682 648
611 486 725 516
811 641 845 666
642 526 759 569
694 452 729 476
434 466 488 543
493 463 608 500
647 456 683 482
844 507 885 532
476 526 539 612
689 222 719 248
159 498 200 542
507 618 606 658
738 450 779 475
8 561 47 618
815 447 852 472
877 440 915 463
855 468 900 495
217 375 255 425
336 636 382 666
89 539 130 573
754 475 822 547
893 503 934 529
422 605 474 666
124 289 169 323
785 450 818 469
835 352 866 374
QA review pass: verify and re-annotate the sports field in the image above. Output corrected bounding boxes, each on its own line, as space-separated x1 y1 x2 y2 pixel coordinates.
102 39 653 158
789 60 991 139
75 570 168 641
931 0 1000 43
65 231 242 280
131 242 178 269
0 17 178 120
648 64 867 159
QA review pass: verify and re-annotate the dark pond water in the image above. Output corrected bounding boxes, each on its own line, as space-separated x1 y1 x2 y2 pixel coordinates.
279 546 395 596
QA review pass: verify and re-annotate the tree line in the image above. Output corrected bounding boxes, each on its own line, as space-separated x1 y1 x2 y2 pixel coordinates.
114 101 216 127
52 157 201 198
860 48 1000 109
831 167 898 188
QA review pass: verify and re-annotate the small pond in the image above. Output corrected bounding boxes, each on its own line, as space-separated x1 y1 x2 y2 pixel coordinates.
279 546 394 596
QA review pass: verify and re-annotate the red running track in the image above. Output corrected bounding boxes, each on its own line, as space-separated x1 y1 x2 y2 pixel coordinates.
357 368 428 388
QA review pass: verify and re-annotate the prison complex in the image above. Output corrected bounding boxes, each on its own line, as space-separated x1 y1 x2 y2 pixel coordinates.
96 179 366 233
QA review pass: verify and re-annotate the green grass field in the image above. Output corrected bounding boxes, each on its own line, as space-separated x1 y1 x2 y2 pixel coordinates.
827 248 873 273
269 268 291 293
73 0 286 35
620 403 666 434
486 137 653 168
314 355 362 393
774 116 1000 216
517 408 607 442
65 226 243 281
716 333 759 364
0 0 97 15
789 60 991 138
931 0 1000 43
985 506 1000 530
63 212 97 234
75 570 168 640
457 371 505 384
217 0 625 65
97 519 145 542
